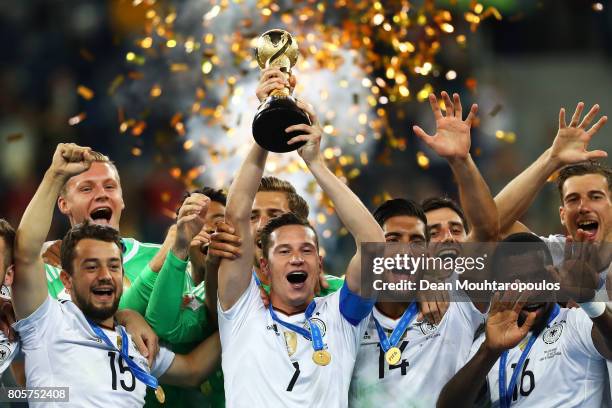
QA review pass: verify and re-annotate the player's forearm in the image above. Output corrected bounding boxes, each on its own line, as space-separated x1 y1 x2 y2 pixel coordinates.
118 265 158 314
16 170 67 262
437 342 500 408
186 332 221 385
148 226 176 273
204 257 220 325
162 332 221 387
145 250 189 338
218 144 264 310
307 155 384 244
225 144 268 223
495 148 559 235
448 155 499 241
13 170 67 319
591 306 612 358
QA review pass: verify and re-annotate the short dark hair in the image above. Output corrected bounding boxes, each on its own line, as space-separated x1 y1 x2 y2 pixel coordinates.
258 177 309 219
60 221 124 275
373 199 429 239
421 197 469 233
176 186 227 216
491 232 553 278
259 213 318 259
556 162 612 201
0 219 15 268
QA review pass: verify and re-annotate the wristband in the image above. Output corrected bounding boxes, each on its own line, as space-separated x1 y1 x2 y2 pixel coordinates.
578 301 606 318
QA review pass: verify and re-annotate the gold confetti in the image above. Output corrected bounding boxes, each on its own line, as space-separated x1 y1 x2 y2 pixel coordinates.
68 113 86 126
140 37 153 49
132 121 146 136
79 48 95 62
170 63 189 72
108 75 124 95
77 85 94 100
489 104 503 117
150 84 162 98
6 133 23 142
416 151 430 169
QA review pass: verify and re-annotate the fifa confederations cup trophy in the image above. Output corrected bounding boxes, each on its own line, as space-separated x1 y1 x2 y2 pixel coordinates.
252 29 311 153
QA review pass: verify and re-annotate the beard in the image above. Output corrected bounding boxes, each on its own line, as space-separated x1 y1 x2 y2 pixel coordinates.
74 289 121 322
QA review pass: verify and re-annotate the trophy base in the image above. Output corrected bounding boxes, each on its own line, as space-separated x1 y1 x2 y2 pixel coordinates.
252 95 311 153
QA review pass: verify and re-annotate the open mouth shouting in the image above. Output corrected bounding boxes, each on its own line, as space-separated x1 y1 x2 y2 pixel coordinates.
520 302 547 322
522 303 544 313
90 207 113 226
91 285 115 303
576 219 599 240
434 243 460 260
286 270 308 290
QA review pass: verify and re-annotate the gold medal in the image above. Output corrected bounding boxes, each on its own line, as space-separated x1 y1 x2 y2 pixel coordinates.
155 386 165 404
385 347 402 365
117 335 122 349
312 349 331 366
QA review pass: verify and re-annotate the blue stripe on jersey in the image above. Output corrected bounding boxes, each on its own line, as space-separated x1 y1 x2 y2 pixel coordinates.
339 282 375 326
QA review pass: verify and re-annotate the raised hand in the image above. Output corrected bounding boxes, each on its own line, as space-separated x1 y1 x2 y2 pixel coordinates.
49 143 94 178
484 289 536 353
208 221 242 261
255 67 296 102
550 102 608 166
545 230 601 303
413 92 478 160
188 227 211 268
286 100 322 164
174 193 209 260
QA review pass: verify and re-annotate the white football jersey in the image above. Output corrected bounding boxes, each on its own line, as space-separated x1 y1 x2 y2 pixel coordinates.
472 307 608 407
0 331 18 375
0 287 19 374
541 233 612 405
13 296 175 407
349 298 484 407
218 276 370 408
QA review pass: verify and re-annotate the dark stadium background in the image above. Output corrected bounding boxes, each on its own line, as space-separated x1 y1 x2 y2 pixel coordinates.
0 0 610 276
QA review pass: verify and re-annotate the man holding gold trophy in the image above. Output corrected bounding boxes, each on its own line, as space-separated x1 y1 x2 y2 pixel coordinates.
252 29 312 153
216 29 383 406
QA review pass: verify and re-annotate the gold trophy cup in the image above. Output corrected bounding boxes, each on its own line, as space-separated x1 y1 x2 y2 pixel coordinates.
252 29 311 153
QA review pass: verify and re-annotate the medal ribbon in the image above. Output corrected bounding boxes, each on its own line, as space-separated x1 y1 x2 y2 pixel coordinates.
498 304 560 408
268 301 325 352
372 302 418 354
87 319 158 390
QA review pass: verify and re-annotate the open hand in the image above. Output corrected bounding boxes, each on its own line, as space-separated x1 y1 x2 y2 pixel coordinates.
413 92 478 160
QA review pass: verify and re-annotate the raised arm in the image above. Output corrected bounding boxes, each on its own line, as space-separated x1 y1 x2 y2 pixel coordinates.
146 194 210 342
13 143 93 319
217 144 268 310
547 236 612 358
437 291 535 408
159 332 221 387
204 220 242 321
414 92 498 242
286 102 384 295
495 103 607 237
